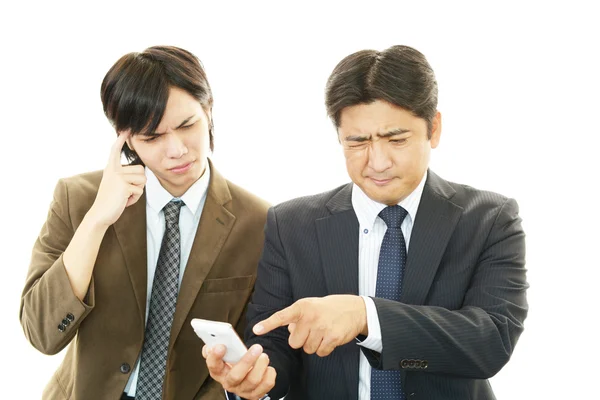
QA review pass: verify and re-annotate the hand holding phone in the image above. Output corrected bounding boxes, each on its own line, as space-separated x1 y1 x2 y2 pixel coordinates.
195 318 274 399
191 318 248 363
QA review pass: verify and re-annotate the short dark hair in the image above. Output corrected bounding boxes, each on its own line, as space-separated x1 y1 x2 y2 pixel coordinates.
325 45 438 138
101 46 214 164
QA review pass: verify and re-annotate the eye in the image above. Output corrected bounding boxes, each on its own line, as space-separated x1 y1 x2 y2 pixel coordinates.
181 122 196 129
389 138 407 144
142 136 159 143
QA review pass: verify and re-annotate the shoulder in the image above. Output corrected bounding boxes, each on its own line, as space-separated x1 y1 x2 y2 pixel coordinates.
226 179 270 214
53 170 103 206
432 173 519 221
272 184 350 221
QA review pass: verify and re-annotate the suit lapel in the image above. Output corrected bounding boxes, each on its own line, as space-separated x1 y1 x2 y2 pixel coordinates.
112 192 148 325
315 184 360 400
168 162 235 351
401 171 463 305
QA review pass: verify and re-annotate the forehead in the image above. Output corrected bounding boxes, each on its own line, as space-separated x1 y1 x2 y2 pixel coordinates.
157 87 205 127
338 100 426 137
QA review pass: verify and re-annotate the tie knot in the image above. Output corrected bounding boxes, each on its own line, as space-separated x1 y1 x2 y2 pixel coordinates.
163 199 184 227
378 205 408 229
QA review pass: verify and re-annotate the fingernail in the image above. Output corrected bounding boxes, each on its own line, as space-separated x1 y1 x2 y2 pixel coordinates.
254 324 264 334
250 344 263 356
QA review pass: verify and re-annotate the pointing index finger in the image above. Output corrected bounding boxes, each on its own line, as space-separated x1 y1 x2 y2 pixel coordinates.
253 303 302 335
108 131 130 168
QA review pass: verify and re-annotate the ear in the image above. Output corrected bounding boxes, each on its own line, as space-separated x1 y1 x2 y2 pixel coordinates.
430 111 442 149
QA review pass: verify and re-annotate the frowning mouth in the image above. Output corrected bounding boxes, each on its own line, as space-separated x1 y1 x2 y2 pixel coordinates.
369 177 393 186
169 161 194 174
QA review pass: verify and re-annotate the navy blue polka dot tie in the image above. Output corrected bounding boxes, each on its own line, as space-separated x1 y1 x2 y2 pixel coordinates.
371 205 408 400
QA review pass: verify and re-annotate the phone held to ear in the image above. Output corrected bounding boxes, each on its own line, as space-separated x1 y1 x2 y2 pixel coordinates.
191 318 248 364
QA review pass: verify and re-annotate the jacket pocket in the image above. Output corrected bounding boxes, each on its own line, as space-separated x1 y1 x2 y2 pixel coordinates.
198 275 254 293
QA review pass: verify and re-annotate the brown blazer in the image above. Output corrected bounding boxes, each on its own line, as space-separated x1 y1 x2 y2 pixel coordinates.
20 161 269 399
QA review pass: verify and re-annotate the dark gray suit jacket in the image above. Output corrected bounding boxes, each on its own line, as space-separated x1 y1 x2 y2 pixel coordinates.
246 171 528 400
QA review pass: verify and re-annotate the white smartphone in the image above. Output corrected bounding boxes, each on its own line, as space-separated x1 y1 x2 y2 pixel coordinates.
191 318 248 364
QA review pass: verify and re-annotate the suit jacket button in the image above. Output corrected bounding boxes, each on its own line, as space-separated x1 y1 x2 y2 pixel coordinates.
408 360 415 368
120 363 131 374
58 324 66 332
421 360 428 369
400 359 409 368
66 313 75 322
414 360 422 368
62 318 70 326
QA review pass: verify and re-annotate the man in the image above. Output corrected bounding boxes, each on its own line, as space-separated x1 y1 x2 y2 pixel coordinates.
20 46 269 399
205 45 528 399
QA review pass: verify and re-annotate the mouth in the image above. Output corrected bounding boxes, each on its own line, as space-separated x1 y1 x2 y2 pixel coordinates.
369 177 393 186
169 161 194 174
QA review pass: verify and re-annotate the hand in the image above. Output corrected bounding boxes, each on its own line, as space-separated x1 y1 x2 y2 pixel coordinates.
253 295 367 357
203 343 276 400
88 132 146 227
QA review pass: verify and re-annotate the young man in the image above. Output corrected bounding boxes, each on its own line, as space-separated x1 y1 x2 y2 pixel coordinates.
20 46 269 400
205 45 528 400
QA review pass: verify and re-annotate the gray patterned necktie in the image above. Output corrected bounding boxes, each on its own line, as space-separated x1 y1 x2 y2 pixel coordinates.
371 205 408 400
136 199 184 400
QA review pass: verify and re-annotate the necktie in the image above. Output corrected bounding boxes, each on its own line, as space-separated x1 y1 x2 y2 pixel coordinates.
371 205 408 400
136 199 184 399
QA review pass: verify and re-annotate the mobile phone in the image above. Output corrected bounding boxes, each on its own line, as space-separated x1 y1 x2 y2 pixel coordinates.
191 318 248 363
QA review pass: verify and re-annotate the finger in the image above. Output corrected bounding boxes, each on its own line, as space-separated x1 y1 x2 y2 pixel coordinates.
288 322 310 350
224 344 263 387
121 164 145 174
253 303 302 335
206 345 230 379
288 322 296 334
123 173 147 186
239 353 270 393
125 185 144 207
108 131 131 169
247 366 277 400
316 336 339 357
302 331 324 355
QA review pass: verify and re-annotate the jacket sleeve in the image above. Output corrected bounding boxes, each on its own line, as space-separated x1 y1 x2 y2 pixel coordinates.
245 207 301 400
19 178 95 355
370 197 528 378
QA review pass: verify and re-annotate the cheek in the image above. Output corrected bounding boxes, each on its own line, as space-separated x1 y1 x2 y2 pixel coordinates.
188 130 210 150
344 152 366 177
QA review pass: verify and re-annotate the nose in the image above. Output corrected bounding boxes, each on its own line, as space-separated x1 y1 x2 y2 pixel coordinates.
164 132 188 159
367 140 392 173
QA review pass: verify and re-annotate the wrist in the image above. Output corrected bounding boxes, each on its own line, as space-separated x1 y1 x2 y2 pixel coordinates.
358 296 369 336
84 206 112 231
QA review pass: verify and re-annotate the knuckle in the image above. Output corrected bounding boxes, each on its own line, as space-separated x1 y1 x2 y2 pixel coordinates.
246 374 261 387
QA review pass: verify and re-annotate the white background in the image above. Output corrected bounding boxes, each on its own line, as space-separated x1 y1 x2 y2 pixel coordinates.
1 1 598 398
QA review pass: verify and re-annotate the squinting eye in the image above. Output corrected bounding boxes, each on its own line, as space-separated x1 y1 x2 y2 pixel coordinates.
182 123 195 129
143 136 159 142
346 142 369 149
390 139 407 144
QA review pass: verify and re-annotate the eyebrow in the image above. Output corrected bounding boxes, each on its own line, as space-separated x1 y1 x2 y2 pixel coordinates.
344 128 411 142
143 115 196 136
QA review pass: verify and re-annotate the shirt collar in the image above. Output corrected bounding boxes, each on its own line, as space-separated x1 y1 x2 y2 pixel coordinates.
145 162 211 216
351 170 427 230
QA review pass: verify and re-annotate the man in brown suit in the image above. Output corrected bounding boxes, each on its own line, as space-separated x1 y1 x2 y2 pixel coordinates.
19 46 269 399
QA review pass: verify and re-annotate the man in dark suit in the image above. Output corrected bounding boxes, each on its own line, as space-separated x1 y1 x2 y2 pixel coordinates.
20 46 269 399
205 45 528 400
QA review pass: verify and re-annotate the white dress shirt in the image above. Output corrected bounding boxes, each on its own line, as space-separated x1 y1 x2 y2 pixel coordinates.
124 163 211 396
354 171 427 400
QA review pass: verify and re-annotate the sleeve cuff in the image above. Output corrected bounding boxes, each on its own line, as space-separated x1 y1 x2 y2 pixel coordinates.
356 295 383 352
